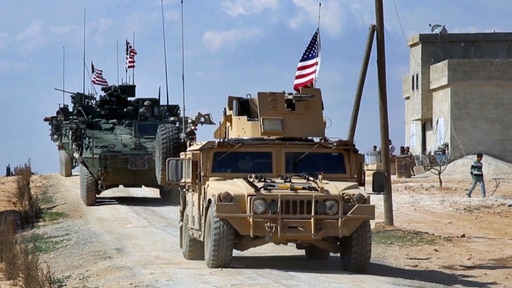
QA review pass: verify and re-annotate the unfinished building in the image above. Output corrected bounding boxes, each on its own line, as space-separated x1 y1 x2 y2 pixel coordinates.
403 31 512 163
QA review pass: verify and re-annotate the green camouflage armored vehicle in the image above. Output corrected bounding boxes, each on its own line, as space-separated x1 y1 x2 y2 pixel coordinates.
76 84 184 206
166 87 376 273
45 83 213 206
44 91 98 177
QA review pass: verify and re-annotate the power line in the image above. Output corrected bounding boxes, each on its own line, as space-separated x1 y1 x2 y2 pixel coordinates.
392 0 420 67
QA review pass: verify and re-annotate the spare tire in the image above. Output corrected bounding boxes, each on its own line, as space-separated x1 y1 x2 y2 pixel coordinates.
155 124 182 185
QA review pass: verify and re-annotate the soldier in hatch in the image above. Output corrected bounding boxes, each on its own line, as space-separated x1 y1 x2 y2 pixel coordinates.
139 100 154 120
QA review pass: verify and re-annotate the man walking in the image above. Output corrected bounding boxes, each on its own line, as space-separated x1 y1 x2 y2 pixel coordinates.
466 153 486 198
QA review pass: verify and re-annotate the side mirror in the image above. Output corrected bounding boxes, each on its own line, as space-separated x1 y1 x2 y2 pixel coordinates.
372 171 386 194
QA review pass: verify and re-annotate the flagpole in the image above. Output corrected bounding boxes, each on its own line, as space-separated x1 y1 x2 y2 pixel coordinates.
131 31 135 85
125 38 128 83
317 2 321 29
315 2 321 88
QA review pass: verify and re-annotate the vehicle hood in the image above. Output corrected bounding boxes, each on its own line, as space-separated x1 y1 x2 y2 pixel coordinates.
205 177 362 196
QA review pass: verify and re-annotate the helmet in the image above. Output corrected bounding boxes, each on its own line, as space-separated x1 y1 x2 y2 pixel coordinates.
144 100 152 106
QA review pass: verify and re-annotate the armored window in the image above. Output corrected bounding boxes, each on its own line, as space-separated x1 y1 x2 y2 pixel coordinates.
135 122 159 138
212 151 272 174
285 152 346 174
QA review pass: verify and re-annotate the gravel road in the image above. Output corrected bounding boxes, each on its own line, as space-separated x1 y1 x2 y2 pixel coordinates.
37 173 452 288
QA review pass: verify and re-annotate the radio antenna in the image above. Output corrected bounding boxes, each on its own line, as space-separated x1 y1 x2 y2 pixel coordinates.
180 0 186 137
160 0 170 106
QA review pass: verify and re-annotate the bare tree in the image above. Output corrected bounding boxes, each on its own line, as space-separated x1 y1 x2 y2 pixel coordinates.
425 143 451 187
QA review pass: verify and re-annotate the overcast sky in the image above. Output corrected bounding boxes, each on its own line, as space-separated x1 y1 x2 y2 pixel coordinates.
1 0 510 174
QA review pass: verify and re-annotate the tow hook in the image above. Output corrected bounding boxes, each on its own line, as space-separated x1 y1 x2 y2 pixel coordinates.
265 222 276 241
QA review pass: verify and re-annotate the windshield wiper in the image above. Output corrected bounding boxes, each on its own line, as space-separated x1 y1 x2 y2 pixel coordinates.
215 143 242 161
294 144 319 163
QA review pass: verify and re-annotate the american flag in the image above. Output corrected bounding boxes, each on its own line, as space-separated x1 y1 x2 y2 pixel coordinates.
91 62 108 86
293 28 321 92
126 40 137 69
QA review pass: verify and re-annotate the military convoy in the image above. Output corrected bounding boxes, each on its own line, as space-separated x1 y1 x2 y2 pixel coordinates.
166 87 376 273
44 83 213 206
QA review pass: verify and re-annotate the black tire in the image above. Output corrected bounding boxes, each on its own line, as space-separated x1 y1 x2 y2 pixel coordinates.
181 207 204 260
155 124 182 186
159 185 181 205
59 150 72 177
340 220 372 273
204 207 234 268
305 245 330 260
79 165 97 206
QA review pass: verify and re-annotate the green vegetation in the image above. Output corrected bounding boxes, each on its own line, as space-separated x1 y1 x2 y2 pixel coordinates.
22 233 63 254
373 228 440 246
41 211 67 223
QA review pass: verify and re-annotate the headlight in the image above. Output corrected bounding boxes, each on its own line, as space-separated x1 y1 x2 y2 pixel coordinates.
267 200 278 213
316 201 326 213
252 198 267 214
324 200 339 215
354 193 366 204
219 191 233 202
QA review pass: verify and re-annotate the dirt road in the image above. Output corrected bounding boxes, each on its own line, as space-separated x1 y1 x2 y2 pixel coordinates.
8 156 512 287
31 174 443 288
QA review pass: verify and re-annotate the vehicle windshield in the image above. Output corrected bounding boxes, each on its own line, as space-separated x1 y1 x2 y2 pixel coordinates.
212 151 272 173
285 152 346 174
136 122 160 138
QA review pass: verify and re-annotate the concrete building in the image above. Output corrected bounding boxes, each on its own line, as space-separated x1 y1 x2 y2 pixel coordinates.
403 31 512 163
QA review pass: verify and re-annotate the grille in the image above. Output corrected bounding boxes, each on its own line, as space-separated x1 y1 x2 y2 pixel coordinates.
281 199 313 215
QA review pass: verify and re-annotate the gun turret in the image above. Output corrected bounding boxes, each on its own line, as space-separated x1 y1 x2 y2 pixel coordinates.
214 87 325 140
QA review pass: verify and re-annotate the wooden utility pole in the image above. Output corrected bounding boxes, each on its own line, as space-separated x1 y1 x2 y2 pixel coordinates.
375 0 394 225
347 24 376 141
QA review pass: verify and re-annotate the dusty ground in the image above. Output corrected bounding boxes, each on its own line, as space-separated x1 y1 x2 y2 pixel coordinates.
1 155 512 287
370 155 512 287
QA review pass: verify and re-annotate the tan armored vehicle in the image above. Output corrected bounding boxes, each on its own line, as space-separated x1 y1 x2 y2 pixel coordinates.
167 88 375 273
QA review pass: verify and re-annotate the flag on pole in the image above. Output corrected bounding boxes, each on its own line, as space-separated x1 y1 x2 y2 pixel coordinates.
91 62 108 86
126 40 137 69
293 28 321 92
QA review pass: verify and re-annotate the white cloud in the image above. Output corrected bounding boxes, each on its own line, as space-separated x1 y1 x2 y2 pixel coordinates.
0 32 9 50
349 3 373 27
221 0 278 16
50 25 77 36
290 0 345 35
15 21 46 52
88 18 113 44
203 28 263 52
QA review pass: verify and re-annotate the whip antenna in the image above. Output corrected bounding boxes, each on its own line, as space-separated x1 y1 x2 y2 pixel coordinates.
160 0 170 106
180 0 186 137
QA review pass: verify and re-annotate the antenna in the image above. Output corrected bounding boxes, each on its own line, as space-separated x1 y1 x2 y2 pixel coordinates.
181 0 186 137
82 8 86 94
62 45 65 105
116 39 119 85
161 0 170 106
